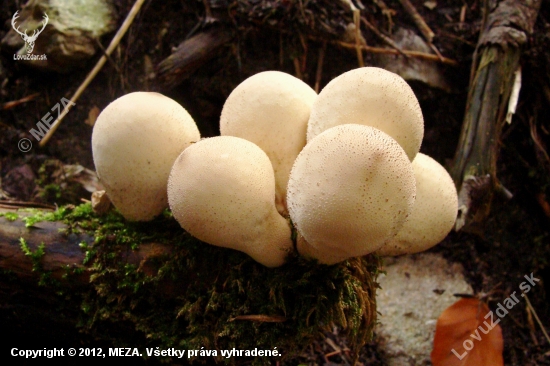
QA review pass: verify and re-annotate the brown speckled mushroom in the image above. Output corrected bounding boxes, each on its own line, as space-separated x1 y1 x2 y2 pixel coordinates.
92 92 200 221
307 67 424 161
167 136 293 267
287 124 416 264
220 71 317 216
376 153 458 256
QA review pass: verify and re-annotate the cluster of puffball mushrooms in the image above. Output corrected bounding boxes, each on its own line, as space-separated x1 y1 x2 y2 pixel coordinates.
91 67 458 268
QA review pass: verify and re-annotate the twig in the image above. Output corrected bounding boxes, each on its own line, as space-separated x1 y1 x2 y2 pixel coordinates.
325 349 342 358
201 0 215 23
293 57 302 80
39 0 148 147
460 4 467 27
298 32 308 72
279 33 284 67
372 0 394 32
230 315 286 322
298 0 307 22
325 337 341 352
529 116 550 166
314 42 327 93
398 0 434 43
438 31 476 47
536 193 550 220
353 9 364 67
328 38 458 65
525 299 540 345
2 93 40 110
429 43 444 62
0 201 57 210
524 294 550 345
360 17 406 56
480 0 490 34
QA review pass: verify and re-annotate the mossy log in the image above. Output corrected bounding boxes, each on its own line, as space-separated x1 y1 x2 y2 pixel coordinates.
0 209 171 282
0 204 380 363
450 0 541 232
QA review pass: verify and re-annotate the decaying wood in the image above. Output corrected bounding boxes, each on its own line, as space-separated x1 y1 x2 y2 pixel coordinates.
156 27 234 89
450 0 542 232
0 209 171 283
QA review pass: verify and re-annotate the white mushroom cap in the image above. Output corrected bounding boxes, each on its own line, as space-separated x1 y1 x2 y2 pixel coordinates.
287 124 416 264
220 71 317 216
167 136 293 267
92 92 200 221
307 67 424 161
296 234 349 265
376 153 458 256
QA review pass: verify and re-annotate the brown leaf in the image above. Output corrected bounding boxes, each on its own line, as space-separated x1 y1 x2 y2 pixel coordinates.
85 106 101 126
431 298 504 366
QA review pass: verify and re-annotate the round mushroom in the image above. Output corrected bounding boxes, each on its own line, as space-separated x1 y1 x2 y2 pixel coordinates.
287 124 416 264
376 153 458 256
220 71 317 216
307 67 424 161
92 92 200 221
167 136 293 267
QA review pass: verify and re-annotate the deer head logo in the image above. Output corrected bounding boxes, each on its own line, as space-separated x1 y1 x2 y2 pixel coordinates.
11 11 49 54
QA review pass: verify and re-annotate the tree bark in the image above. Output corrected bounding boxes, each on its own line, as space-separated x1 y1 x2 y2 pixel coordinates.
0 209 171 283
450 0 542 232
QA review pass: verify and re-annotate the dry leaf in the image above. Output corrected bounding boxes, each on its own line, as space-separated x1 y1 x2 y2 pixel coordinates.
431 298 504 366
85 106 101 126
91 190 111 215
424 1 437 10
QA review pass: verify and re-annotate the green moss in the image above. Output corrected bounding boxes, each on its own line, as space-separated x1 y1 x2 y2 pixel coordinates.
21 207 64 227
18 203 380 364
19 238 46 272
0 212 19 221
40 183 62 201
19 238 60 287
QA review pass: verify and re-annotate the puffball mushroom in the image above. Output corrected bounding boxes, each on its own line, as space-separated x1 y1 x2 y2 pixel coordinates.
287 124 416 265
307 67 424 161
376 153 458 256
167 136 293 267
220 71 317 216
92 92 200 221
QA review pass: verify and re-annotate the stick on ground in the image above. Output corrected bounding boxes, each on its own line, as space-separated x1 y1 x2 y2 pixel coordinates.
39 0 147 147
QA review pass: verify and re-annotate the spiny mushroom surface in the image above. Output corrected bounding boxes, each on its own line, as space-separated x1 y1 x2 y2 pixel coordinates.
220 70 317 216
287 124 416 264
307 67 424 161
92 92 200 221
167 136 293 267
376 153 458 256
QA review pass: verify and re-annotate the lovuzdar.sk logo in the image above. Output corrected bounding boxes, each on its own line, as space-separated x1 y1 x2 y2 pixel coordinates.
11 10 48 61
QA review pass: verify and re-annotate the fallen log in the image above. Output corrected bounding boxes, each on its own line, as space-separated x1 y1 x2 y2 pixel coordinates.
0 204 379 363
450 0 542 232
0 207 172 283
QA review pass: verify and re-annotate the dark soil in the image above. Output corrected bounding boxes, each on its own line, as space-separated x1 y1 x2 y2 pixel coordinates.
1 0 549 364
